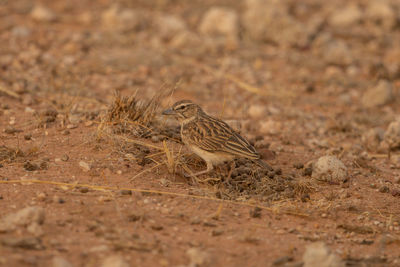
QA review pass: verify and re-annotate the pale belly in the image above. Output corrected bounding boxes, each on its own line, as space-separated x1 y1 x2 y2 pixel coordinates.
189 145 236 166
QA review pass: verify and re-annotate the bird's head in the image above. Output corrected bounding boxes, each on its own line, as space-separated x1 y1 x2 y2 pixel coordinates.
162 100 203 123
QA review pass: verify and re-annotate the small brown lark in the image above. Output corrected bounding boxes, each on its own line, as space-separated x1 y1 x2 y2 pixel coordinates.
162 100 270 176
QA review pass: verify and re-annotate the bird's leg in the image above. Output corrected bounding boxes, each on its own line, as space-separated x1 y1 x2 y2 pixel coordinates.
184 161 213 179
192 161 213 177
226 161 235 182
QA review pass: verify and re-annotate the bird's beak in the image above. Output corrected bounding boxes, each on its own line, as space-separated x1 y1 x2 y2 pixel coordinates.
162 108 176 115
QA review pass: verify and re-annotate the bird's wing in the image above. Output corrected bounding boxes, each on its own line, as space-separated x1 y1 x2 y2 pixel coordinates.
184 116 259 159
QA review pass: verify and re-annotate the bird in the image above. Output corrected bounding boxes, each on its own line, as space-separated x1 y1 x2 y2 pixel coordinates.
162 100 270 177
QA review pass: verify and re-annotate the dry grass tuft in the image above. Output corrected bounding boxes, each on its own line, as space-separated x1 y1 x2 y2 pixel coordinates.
105 91 160 137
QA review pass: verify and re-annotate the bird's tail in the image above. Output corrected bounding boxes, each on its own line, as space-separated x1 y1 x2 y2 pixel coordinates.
254 159 273 171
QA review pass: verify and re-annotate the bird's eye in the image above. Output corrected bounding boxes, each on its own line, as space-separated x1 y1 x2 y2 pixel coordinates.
176 105 185 110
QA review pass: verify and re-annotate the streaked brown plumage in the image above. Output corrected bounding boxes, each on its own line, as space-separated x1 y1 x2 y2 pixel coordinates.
162 100 267 176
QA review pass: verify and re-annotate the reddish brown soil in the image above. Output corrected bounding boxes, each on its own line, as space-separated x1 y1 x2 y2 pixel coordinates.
1 0 400 266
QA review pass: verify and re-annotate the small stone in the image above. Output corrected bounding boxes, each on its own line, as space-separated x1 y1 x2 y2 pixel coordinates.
303 242 345 267
79 187 89 193
61 154 69 162
0 206 45 233
249 207 262 218
328 5 362 28
156 14 187 40
379 185 389 193
391 189 400 197
151 224 163 231
384 119 400 149
62 130 70 135
394 177 400 184
259 120 282 135
312 156 347 183
101 255 129 267
120 190 132 195
361 128 385 151
247 105 266 119
211 229 224 236
362 80 393 108
30 5 57 22
366 0 396 30
79 161 91 172
102 5 143 32
53 196 65 204
293 163 304 169
36 192 46 201
84 121 93 127
51 256 73 267
0 236 43 250
186 248 209 267
4 127 22 134
24 134 32 140
198 7 239 41
66 124 77 129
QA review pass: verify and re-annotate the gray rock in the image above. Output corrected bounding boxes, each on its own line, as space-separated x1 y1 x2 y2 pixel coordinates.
328 5 362 28
30 5 57 22
362 128 385 151
52 257 73 267
322 39 353 66
362 80 393 108
11 26 31 38
198 7 239 41
384 119 400 149
156 14 187 40
0 206 45 233
101 255 129 267
242 0 320 47
312 156 347 183
303 242 345 267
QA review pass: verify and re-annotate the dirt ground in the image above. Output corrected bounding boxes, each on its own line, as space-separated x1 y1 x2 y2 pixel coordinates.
1 0 400 266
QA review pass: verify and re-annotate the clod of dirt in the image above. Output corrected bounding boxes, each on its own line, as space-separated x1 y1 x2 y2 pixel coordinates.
361 80 393 108
0 206 45 233
361 128 385 151
51 256 73 267
303 242 345 267
101 255 129 267
384 119 400 149
24 161 39 171
311 156 347 183
198 7 239 41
